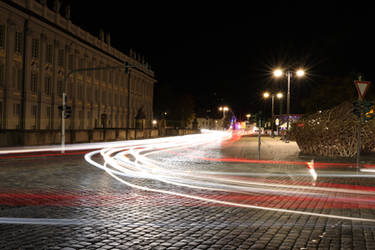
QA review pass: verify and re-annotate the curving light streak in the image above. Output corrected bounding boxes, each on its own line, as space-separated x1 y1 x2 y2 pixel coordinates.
84 130 375 223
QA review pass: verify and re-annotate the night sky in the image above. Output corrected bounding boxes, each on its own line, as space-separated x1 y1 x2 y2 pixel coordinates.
65 1 374 119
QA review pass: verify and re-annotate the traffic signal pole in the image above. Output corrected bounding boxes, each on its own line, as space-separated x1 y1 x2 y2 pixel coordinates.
61 92 66 153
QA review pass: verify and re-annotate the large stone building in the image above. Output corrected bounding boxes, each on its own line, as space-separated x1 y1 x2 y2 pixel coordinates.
0 0 156 145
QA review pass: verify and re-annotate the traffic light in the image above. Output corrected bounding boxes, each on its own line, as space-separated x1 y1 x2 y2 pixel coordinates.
64 106 72 119
352 100 375 121
363 101 375 121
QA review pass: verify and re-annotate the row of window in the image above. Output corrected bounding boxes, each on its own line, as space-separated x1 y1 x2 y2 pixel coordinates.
0 24 151 92
0 25 26 56
0 98 143 130
0 27 147 95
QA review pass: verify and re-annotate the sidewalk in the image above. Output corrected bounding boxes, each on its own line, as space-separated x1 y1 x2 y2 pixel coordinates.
222 135 375 165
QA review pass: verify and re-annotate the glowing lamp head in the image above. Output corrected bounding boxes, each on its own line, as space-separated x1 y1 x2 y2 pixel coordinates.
223 107 229 111
296 69 305 77
152 120 157 125
276 92 283 99
263 92 270 98
246 114 251 118
273 69 283 77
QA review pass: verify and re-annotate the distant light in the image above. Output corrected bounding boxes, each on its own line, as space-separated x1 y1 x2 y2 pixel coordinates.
246 114 251 118
276 92 283 99
273 69 283 77
223 107 229 111
296 69 305 77
152 120 157 125
263 92 270 98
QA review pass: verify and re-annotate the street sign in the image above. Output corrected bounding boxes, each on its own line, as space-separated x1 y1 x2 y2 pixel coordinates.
354 80 371 100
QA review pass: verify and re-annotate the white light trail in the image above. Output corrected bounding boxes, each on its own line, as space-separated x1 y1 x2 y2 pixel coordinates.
84 130 375 223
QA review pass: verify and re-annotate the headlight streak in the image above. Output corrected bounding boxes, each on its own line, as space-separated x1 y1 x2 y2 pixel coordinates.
84 131 375 223
87 151 375 223
139 149 374 196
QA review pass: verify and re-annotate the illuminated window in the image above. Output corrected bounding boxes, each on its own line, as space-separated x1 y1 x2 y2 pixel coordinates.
87 62 92 77
31 105 37 129
57 79 63 95
45 76 52 96
30 72 38 94
46 105 52 129
79 110 83 129
13 103 21 128
0 101 2 129
58 49 64 67
95 67 100 80
0 62 4 87
46 44 53 64
0 25 5 48
78 82 84 99
102 90 106 104
31 39 39 58
68 55 74 71
13 103 20 116
15 32 23 54
13 65 22 91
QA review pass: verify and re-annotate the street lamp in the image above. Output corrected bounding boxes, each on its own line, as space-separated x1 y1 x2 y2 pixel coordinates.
263 91 283 137
219 106 229 130
273 68 305 142
219 106 229 119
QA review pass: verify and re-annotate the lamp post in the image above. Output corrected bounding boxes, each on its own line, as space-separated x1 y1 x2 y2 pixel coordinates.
263 91 283 137
273 68 305 142
219 106 229 129
276 92 283 136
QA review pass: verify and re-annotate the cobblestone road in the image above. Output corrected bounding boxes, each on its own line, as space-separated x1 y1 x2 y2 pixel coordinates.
1 136 375 249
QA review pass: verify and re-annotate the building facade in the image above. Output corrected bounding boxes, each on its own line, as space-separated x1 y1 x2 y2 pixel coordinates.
0 0 155 144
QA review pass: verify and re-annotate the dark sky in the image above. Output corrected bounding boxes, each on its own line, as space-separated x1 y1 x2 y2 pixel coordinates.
65 1 374 119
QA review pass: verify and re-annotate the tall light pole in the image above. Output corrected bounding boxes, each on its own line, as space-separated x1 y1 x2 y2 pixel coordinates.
263 91 283 137
219 106 229 129
273 68 305 142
